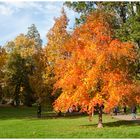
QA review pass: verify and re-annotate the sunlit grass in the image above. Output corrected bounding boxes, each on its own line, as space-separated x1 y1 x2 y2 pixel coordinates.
0 106 140 138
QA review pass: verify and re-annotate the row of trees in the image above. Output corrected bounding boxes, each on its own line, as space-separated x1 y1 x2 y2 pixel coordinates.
0 2 140 127
0 9 69 107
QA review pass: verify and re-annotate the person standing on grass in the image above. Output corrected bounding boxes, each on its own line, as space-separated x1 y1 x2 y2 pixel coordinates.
113 106 118 115
37 103 42 118
131 105 137 119
123 105 127 114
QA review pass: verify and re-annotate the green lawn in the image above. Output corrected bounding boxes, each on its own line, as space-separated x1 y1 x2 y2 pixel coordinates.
0 106 140 138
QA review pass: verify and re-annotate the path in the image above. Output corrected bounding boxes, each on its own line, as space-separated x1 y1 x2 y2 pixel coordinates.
113 114 140 121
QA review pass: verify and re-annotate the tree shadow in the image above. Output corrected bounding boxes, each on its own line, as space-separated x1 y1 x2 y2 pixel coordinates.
0 106 87 120
39 112 87 120
81 119 140 128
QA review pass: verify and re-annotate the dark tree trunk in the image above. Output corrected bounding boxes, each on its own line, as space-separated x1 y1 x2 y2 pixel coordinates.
24 79 33 107
0 86 2 101
97 106 103 128
37 103 42 118
14 83 21 107
137 40 140 48
57 110 62 117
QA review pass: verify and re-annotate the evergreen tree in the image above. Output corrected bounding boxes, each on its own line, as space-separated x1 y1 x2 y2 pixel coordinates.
26 24 44 106
26 24 42 49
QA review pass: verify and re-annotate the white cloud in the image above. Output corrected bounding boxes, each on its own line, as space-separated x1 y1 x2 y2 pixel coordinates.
45 3 61 12
0 2 63 16
0 4 14 15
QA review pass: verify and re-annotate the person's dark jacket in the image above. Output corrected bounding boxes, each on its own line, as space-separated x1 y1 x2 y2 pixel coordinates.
131 106 137 113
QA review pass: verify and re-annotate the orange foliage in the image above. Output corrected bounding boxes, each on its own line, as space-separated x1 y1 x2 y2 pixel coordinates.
53 11 139 114
44 8 70 87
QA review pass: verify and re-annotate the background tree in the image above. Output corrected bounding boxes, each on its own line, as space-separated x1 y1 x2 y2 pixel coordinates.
65 2 96 25
64 2 140 46
0 46 7 102
28 46 48 106
53 11 140 128
64 2 129 25
26 23 46 106
4 34 35 106
26 24 42 49
116 2 140 45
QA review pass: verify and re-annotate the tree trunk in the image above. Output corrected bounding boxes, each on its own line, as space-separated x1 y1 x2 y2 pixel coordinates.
24 76 34 107
97 106 103 128
14 83 20 107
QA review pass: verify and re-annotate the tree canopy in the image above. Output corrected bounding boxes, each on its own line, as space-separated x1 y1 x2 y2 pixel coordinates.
53 11 140 127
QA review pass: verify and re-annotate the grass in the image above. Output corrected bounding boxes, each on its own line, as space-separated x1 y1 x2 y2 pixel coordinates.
0 106 140 138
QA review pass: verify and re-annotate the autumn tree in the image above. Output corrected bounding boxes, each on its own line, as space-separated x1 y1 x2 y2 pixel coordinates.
46 8 69 66
26 23 46 106
0 46 7 102
44 8 70 107
4 34 35 106
28 46 47 105
53 11 140 128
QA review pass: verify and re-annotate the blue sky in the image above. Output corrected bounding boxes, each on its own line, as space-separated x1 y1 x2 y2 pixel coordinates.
0 1 79 46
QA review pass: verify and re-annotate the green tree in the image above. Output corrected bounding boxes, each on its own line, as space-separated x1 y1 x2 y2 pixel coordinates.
115 2 140 45
65 2 96 25
64 2 129 26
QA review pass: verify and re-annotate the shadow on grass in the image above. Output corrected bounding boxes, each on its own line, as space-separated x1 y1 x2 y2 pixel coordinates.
0 114 87 120
0 106 87 120
42 113 87 120
81 120 140 128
